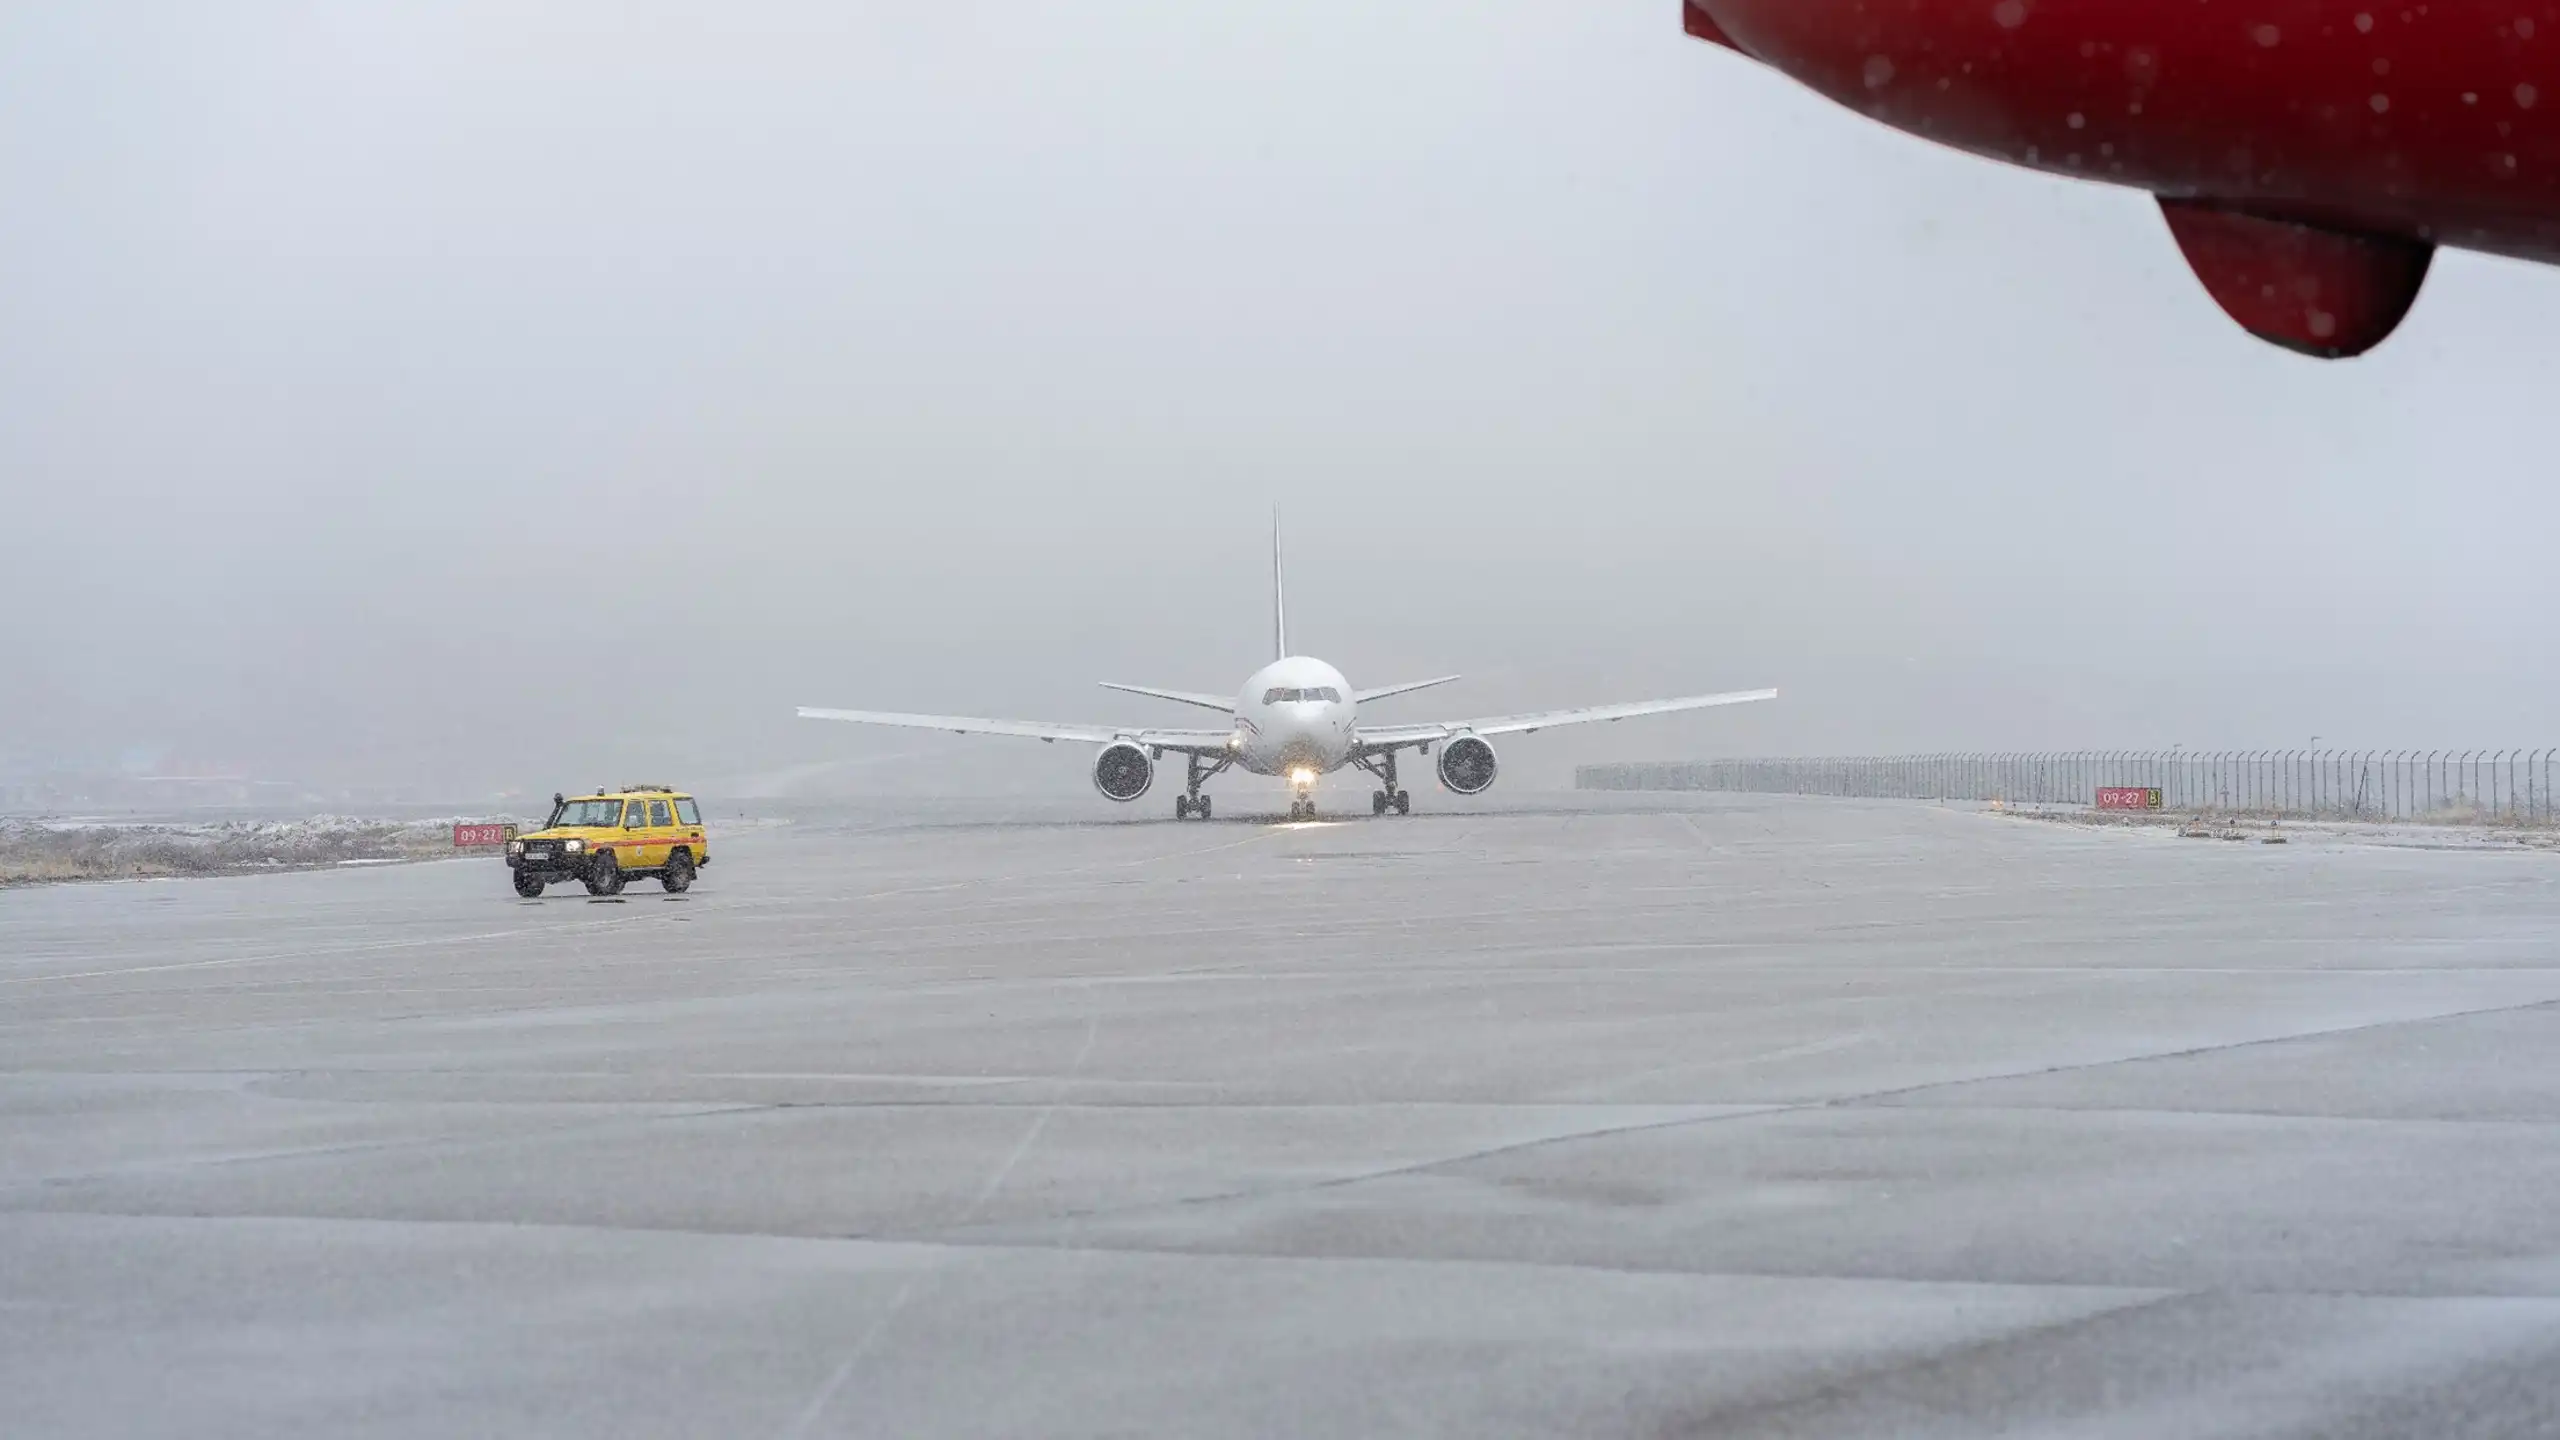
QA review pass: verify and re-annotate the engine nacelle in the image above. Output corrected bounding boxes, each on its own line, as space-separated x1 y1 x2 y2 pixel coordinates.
1437 735 1499 796
1091 742 1154 802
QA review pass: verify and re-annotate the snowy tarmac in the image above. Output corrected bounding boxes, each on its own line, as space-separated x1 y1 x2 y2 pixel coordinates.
7 792 2560 1438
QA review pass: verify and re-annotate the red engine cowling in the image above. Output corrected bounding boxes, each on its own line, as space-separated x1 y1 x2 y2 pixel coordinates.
1684 0 2560 356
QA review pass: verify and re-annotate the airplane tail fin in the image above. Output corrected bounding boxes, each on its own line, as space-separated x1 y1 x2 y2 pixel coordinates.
1271 510 1288 661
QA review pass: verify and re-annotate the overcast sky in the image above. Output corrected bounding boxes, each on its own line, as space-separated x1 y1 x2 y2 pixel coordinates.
5 1 2558 799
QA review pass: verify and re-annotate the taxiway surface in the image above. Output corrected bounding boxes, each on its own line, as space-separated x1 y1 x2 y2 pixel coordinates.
7 794 2560 1437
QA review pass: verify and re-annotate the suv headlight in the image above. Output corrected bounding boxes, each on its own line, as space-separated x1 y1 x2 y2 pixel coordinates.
563 838 585 853
505 840 523 856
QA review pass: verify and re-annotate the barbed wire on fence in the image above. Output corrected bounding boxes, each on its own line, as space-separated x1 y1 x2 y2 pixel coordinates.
1577 750 2558 825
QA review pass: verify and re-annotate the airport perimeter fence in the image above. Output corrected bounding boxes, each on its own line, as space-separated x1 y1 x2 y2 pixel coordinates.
1578 750 2560 826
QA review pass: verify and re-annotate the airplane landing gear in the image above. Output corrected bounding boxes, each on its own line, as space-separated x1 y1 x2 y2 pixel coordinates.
1353 751 1414 817
1288 798 1316 822
1176 751 1231 820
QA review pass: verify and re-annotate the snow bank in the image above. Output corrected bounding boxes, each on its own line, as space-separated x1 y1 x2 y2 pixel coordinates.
0 816 517 886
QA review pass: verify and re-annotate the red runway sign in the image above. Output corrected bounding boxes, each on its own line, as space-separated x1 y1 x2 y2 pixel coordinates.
2095 787 2163 812
453 823 517 848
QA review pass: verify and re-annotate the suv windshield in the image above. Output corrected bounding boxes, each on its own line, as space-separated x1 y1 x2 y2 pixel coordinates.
549 799 626 828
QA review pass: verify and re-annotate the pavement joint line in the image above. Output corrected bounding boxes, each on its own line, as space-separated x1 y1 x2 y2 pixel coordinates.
1837 1100 2560 1128
21 1207 2560 1309
26 957 2560 1015
0 1102 788 1196
777 1003 1106 1440
1830 993 2560 1112
871 994 2560 1244
14 1072 2557 1131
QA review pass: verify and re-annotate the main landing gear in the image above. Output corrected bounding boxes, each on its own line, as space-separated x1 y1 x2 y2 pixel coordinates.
1174 751 1232 821
1353 751 1414 817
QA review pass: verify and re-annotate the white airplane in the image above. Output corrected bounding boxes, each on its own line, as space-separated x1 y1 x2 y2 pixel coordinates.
798 524 1776 821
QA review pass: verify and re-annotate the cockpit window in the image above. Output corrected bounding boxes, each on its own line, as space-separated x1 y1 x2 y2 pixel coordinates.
1307 687 1341 703
1262 687 1341 704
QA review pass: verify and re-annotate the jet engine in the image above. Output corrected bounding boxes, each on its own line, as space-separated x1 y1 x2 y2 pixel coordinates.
1437 736 1499 795
1091 742 1154 802
1680 0 2560 358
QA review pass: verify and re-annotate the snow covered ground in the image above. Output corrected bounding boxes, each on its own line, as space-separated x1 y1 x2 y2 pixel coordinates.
1997 802 2560 852
0 816 516 886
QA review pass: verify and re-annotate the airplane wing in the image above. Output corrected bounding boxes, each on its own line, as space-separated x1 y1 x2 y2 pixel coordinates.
1097 682 1235 713
797 707 1235 755
1356 688 1777 751
1353 675 1462 705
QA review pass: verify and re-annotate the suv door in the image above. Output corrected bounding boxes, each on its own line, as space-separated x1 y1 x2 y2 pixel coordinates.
647 798 676 867
617 798 657 869
672 795 706 864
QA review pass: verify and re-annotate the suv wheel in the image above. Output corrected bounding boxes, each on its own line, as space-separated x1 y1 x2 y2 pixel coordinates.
584 850 624 896
661 850 694 894
513 872 545 898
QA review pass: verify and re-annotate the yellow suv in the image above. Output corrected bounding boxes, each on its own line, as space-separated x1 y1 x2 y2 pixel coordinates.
506 787 710 898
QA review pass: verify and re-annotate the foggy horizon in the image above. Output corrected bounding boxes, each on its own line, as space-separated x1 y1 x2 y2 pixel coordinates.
8 1 2559 804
